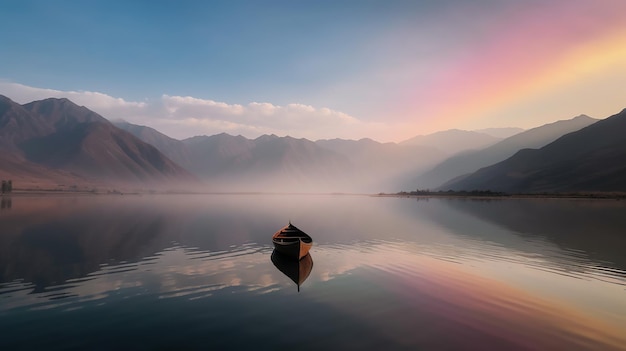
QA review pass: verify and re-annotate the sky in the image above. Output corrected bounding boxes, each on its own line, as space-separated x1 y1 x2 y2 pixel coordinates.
1 0 625 142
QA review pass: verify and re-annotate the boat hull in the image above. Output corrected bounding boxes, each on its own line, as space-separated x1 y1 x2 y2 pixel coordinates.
271 222 313 260
272 239 312 260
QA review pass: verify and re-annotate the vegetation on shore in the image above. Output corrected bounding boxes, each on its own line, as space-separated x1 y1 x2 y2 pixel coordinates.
381 189 626 199
5 180 626 199
1 180 13 194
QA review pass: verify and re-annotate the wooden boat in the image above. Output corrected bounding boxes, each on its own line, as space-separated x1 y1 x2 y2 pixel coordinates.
271 250 313 292
272 222 312 260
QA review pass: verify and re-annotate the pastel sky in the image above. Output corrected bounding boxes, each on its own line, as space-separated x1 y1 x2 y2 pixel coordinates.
1 0 625 142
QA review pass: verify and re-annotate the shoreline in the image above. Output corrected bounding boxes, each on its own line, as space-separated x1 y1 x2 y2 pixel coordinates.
1 189 372 197
2 188 626 200
375 192 626 200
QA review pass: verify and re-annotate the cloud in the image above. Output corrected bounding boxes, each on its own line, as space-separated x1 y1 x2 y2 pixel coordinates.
160 95 365 135
0 81 146 109
158 94 381 140
162 95 245 116
0 81 403 141
0 81 149 122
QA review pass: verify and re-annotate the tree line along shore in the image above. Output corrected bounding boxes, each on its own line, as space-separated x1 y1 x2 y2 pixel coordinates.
379 189 626 199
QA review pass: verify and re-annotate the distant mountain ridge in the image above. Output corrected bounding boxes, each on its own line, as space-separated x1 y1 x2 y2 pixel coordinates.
0 95 195 189
416 115 598 189
473 127 524 139
4 94 624 193
113 120 194 170
114 122 358 192
117 121 450 192
400 129 501 155
443 109 626 192
315 138 445 191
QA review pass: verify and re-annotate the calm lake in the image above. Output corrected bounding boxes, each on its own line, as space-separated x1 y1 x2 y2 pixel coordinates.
0 194 625 350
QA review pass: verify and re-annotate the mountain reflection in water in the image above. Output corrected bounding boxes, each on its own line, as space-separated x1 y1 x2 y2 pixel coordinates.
0 195 624 351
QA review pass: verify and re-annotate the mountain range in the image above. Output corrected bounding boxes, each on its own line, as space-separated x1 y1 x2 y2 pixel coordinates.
2 94 624 193
415 115 598 189
114 123 448 192
443 109 626 192
0 95 194 190
473 127 525 139
400 129 501 154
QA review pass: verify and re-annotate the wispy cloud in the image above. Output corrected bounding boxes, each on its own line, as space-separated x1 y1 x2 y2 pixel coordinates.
0 81 402 141
0 81 146 109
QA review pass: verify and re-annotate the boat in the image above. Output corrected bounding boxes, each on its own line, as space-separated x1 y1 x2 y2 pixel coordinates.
272 221 313 260
271 250 314 292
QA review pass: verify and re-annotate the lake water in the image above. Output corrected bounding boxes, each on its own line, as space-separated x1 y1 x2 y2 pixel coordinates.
0 194 625 350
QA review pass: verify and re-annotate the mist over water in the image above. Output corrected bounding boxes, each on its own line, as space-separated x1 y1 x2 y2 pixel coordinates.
0 195 624 350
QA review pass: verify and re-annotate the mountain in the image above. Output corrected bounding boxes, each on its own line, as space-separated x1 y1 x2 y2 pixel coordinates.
0 95 195 189
0 95 54 152
316 138 446 191
179 133 356 192
400 129 501 155
473 127 524 138
416 115 598 189
443 109 626 192
117 120 448 192
113 121 193 170
182 133 257 178
0 151 95 190
114 121 358 192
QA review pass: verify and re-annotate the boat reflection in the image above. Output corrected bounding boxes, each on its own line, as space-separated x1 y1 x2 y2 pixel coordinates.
271 250 314 292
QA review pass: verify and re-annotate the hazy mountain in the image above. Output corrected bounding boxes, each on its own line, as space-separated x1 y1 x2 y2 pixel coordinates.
316 138 446 191
0 95 195 189
114 121 357 192
182 133 257 178
0 151 95 190
116 120 448 192
400 129 501 155
180 133 356 192
8 94 614 194
113 121 193 170
473 127 524 139
416 115 598 189
442 109 626 192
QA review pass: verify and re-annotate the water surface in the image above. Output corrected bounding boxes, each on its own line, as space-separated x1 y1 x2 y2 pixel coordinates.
0 194 624 350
